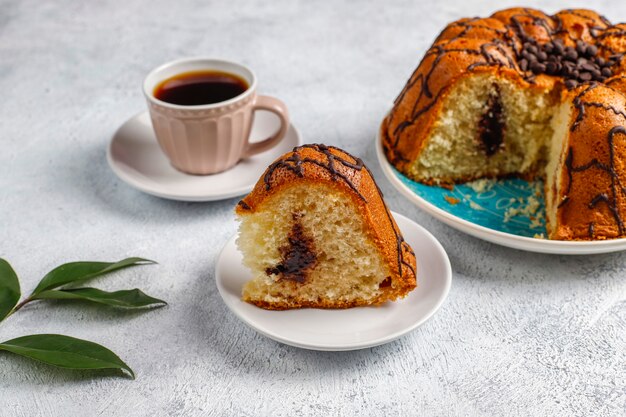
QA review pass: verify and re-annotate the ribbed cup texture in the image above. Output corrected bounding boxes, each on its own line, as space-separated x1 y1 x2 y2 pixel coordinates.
147 93 255 175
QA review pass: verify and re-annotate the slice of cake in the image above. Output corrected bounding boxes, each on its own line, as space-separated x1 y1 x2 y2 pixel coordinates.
235 144 417 310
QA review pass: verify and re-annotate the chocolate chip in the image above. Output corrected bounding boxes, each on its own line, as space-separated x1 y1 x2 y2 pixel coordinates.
530 61 546 74
519 59 528 71
546 61 558 74
562 67 572 77
581 62 596 72
554 45 564 55
564 61 576 71
515 33 611 86
565 47 578 61
585 45 598 57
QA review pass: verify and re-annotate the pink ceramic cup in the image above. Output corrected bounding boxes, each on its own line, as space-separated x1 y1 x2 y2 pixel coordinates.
143 58 289 175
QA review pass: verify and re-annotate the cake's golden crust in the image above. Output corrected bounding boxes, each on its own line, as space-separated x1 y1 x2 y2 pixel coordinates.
551 82 626 240
382 7 626 241
237 144 417 309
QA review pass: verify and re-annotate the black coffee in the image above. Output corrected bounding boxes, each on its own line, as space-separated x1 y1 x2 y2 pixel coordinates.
154 70 249 106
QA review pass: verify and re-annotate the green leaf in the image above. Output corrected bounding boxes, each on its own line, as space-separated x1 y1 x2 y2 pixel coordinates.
0 334 134 378
32 258 155 296
0 259 21 321
32 288 167 308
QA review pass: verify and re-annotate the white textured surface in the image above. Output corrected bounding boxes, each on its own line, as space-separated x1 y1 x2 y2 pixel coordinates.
1 0 625 415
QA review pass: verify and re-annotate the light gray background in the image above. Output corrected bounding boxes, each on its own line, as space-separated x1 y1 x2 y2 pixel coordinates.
1 0 625 416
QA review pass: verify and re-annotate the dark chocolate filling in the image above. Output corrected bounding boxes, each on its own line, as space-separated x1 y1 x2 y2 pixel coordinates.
265 214 317 283
478 86 506 156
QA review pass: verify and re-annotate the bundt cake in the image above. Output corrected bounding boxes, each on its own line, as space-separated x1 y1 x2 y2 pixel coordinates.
235 144 417 310
381 8 626 240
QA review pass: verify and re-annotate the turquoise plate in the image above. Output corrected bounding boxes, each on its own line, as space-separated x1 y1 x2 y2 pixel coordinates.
395 173 546 238
375 131 626 254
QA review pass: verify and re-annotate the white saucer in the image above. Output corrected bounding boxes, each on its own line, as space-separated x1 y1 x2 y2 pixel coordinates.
107 111 302 201
215 211 452 351
376 122 626 255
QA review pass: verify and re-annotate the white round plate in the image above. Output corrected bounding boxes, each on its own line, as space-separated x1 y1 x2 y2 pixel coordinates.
107 111 302 201
376 126 626 254
215 211 451 351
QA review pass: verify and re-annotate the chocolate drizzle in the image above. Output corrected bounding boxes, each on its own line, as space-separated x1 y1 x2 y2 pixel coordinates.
589 193 609 208
263 144 416 280
266 214 317 283
264 144 366 201
383 8 626 165
237 200 251 210
557 196 570 208
570 83 626 131
478 85 505 155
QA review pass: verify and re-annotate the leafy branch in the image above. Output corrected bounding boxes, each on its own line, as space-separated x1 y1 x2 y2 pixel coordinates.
0 257 165 379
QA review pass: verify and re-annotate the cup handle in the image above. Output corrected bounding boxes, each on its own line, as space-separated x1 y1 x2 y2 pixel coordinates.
244 95 290 158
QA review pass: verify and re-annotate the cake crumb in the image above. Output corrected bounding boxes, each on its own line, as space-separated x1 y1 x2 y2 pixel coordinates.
530 211 545 229
503 195 544 227
469 200 483 211
503 207 518 223
533 233 546 239
467 178 494 193
444 195 460 205
525 196 540 216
